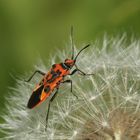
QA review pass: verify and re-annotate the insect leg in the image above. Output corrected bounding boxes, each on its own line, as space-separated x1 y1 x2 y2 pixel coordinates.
45 88 59 130
75 64 94 76
62 80 78 99
25 70 45 82
69 69 78 75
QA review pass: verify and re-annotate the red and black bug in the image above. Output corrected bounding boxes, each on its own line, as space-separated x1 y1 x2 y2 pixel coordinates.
25 27 93 129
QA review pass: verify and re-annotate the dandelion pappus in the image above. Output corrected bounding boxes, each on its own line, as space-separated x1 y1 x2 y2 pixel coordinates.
25 27 94 130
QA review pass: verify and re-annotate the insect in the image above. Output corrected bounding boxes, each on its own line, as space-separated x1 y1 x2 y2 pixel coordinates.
25 27 93 129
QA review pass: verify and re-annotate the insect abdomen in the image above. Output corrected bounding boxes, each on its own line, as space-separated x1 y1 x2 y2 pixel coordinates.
27 85 44 109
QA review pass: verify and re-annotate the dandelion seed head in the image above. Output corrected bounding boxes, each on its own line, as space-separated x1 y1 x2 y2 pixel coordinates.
65 111 69 116
71 130 78 139
101 121 109 128
90 95 97 101
1 35 140 139
124 95 133 101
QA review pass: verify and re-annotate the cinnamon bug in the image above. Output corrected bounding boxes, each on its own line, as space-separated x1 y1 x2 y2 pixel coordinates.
25 27 93 129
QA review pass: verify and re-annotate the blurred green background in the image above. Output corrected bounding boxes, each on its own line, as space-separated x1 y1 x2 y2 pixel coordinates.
0 0 140 124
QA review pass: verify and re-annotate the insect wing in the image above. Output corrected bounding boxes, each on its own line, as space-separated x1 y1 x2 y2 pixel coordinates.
27 84 49 109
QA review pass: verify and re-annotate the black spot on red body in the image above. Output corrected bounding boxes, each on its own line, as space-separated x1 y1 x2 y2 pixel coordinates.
56 70 62 75
27 85 44 109
47 69 62 83
51 70 55 75
44 85 50 93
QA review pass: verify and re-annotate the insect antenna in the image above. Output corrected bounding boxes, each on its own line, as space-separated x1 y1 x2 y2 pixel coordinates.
74 44 90 62
70 26 74 60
